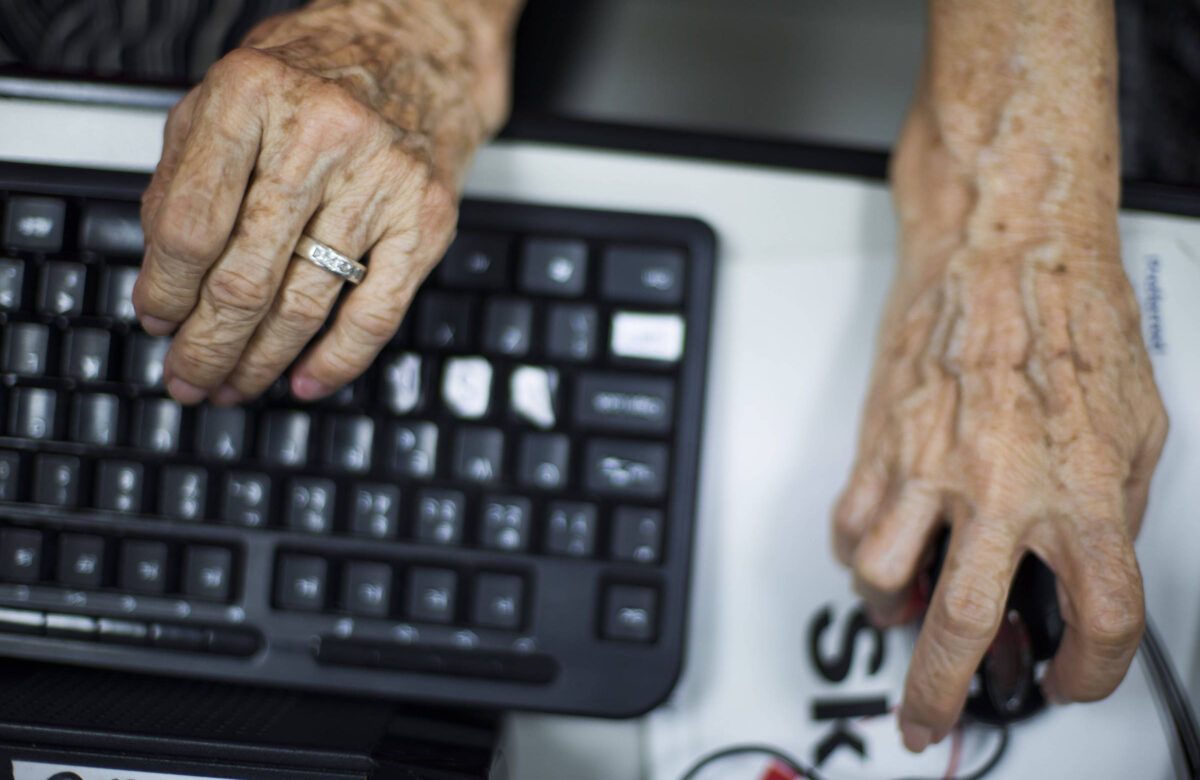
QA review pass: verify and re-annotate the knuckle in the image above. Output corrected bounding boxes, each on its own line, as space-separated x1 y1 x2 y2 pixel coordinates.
935 576 1005 644
172 338 233 381
153 205 219 265
132 273 186 318
344 300 401 344
205 264 274 319
209 47 273 85
1082 589 1145 652
274 285 332 335
854 546 907 596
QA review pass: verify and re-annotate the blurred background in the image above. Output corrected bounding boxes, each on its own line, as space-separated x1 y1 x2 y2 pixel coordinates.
1 0 1198 185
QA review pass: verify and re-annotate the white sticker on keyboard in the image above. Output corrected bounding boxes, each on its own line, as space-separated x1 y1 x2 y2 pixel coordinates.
442 356 493 419
384 352 422 414
13 760 239 780
610 312 686 362
510 365 558 429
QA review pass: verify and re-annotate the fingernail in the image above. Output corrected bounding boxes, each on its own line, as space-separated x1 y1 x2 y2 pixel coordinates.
167 377 208 405
900 721 932 753
211 384 243 407
291 375 329 400
140 315 176 335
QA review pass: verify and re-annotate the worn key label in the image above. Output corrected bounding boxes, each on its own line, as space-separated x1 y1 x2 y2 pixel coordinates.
12 759 240 780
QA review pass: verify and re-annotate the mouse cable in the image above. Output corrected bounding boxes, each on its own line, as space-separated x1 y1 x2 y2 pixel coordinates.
1140 619 1200 779
675 724 1008 780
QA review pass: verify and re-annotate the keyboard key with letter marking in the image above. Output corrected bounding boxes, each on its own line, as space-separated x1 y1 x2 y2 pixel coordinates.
3 322 50 375
133 398 182 453
100 264 139 320
601 245 685 305
545 304 598 362
324 415 374 472
611 507 663 564
197 406 246 461
585 439 668 498
9 387 59 440
4 196 65 251
260 410 310 468
510 366 558 429
0 258 25 310
183 546 233 602
521 238 587 297
418 292 473 350
341 561 393 617
545 502 596 557
350 483 401 539
160 466 207 521
442 356 492 419
0 451 21 501
518 433 569 490
389 421 438 478
33 454 79 506
407 567 457 623
603 584 658 642
38 261 86 316
575 373 674 433
119 540 169 595
454 427 504 484
415 489 465 545
275 554 327 611
381 352 423 415
95 461 144 513
286 477 335 534
224 472 271 528
57 534 106 589
62 327 111 380
610 311 685 363
482 299 532 356
71 393 121 446
124 333 170 388
438 232 510 289
473 573 524 630
0 528 43 582
481 496 531 552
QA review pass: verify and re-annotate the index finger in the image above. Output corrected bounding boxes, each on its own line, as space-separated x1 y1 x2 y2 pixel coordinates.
900 522 1016 752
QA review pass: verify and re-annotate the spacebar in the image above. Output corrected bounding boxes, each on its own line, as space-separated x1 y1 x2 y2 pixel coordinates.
315 637 559 684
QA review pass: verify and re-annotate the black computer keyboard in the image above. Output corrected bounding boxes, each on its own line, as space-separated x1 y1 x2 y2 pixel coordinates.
0 161 714 716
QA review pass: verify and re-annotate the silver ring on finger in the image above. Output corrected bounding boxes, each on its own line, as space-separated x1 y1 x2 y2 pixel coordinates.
294 234 366 285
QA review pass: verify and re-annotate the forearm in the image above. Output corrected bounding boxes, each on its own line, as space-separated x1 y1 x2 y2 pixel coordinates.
894 0 1120 270
242 0 525 183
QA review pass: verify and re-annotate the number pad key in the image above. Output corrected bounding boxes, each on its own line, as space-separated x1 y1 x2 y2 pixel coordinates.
545 502 597 557
480 496 531 552
415 489 465 545
223 472 271 528
286 477 335 534
160 466 207 521
38 261 86 316
350 483 401 539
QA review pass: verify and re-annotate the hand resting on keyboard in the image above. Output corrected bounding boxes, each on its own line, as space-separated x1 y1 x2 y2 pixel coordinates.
132 0 524 406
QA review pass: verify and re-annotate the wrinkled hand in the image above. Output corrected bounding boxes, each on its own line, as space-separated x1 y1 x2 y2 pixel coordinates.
134 2 511 404
833 111 1168 750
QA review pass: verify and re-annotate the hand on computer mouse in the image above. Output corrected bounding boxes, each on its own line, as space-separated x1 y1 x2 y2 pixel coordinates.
831 0 1168 754
134 0 523 405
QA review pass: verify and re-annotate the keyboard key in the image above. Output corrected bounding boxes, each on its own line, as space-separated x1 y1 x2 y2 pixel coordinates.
438 232 511 289
509 365 558 429
544 501 597 557
96 618 149 646
603 584 658 642
118 540 170 595
480 495 531 552
612 507 663 564
601 245 685 305
350 483 401 539
259 410 310 468
79 201 144 256
610 311 685 363
0 451 21 501
472 573 524 630
99 264 139 321
70 392 121 446
182 546 233 602
442 356 492 419
0 258 25 310
132 398 182 453
33 454 79 506
124 333 170 388
545 304 598 361
388 421 438 478
341 561 393 617
518 433 569 490
95 460 144 513
56 534 106 589
417 292 473 350
223 472 271 528
37 261 86 316
482 299 533 356
324 415 374 472
148 622 205 651
286 477 335 534
9 387 59 440
380 352 424 415
62 327 111 380
4 196 65 251
3 322 50 375
275 554 327 611
520 238 587 297
453 427 504 484
415 489 465 545
585 439 669 498
575 373 675 433
160 466 207 521
0 528 43 582
406 567 457 624
197 406 247 461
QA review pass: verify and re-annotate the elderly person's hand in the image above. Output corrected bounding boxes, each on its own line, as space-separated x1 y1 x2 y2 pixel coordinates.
134 0 521 404
833 0 1168 752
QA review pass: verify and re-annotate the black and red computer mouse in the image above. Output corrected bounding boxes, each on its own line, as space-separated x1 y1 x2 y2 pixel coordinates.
919 529 1064 724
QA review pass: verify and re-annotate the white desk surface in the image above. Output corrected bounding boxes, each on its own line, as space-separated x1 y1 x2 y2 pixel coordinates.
3 97 1199 780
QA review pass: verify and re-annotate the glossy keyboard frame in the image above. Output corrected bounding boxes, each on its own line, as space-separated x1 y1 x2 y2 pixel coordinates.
0 162 715 717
